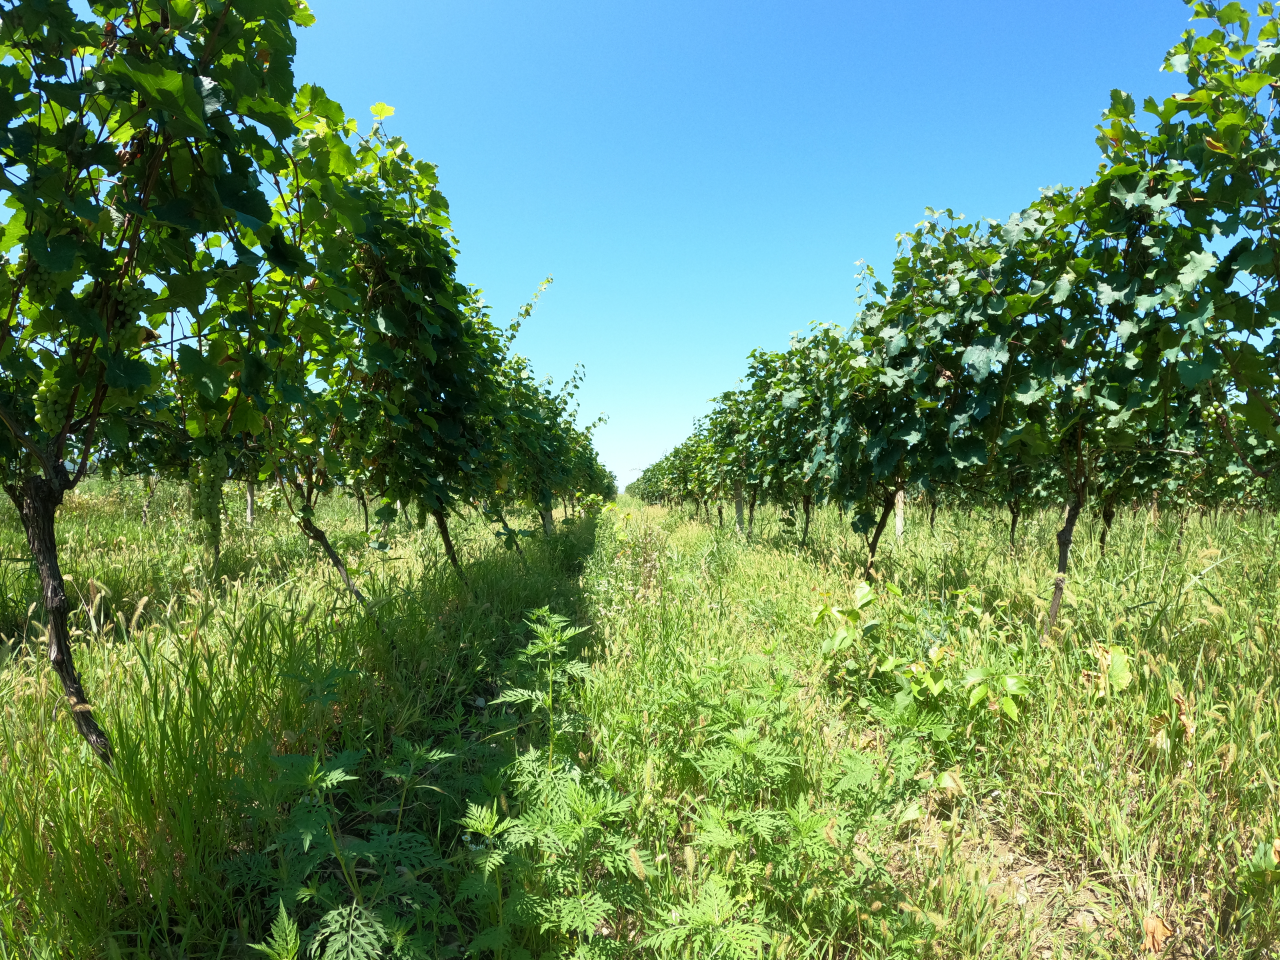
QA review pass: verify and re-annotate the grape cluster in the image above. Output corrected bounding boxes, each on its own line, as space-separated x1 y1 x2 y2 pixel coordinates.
21 255 59 305
115 282 151 322
34 372 73 434
189 450 228 552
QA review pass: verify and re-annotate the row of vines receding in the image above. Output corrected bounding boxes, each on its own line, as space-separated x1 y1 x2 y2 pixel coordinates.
630 0 1280 633
0 0 615 763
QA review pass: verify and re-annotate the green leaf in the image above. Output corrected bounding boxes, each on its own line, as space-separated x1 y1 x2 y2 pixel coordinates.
1237 243 1274 272
467 926 511 953
951 436 987 469
372 306 405 336
834 750 877 792
1177 299 1214 335
250 901 300 960
168 0 200 27
1106 647 1132 692
160 272 211 313
177 344 229 401
27 234 79 272
1242 393 1279 442
325 140 359 177
851 581 876 609
1216 1 1249 25
1177 355 1218 387
1178 250 1218 287
264 232 311 276
1002 675 1030 697
286 803 327 854
1107 88 1136 120
961 337 1008 382
0 214 27 256
107 57 212 138
557 892 612 936
1247 839 1280 877
370 102 395 120
243 95 297 140
309 903 386 960
101 352 153 391
229 402 265 436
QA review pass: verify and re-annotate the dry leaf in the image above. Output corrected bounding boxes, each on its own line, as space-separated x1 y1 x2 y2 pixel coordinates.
1148 714 1172 755
936 766 967 798
1074 909 1099 932
1142 914 1172 953
1172 693 1196 742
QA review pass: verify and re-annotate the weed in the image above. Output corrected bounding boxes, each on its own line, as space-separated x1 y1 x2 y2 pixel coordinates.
3 489 1280 958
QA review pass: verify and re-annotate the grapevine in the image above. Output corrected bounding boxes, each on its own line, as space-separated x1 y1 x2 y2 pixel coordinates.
0 0 619 767
632 3 1280 620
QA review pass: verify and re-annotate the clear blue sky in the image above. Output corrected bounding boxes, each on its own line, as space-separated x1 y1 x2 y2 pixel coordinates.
294 1 1195 487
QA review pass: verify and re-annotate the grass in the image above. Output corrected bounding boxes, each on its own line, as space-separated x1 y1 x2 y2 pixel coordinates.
582 497 1280 957
0 480 598 956
0 485 1278 957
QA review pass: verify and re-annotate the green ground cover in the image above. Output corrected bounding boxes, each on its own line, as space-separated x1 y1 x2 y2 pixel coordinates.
1 488 1278 958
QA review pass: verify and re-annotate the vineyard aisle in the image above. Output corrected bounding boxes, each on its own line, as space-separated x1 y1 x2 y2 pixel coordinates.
579 497 1280 958
2 480 1279 956
4 1 1280 958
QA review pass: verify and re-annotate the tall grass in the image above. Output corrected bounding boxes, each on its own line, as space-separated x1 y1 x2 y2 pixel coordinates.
2 487 1277 958
0 482 597 956
579 497 1280 958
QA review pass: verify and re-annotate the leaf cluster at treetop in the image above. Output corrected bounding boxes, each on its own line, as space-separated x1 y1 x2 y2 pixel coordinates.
0 0 614 762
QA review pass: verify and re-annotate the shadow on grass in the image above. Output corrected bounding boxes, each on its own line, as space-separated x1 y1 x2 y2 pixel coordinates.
0 511 598 958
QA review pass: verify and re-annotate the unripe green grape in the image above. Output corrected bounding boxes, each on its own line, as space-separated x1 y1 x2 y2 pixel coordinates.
19 255 63 305
116 282 151 321
188 466 204 525
189 453 227 553
33 374 72 433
